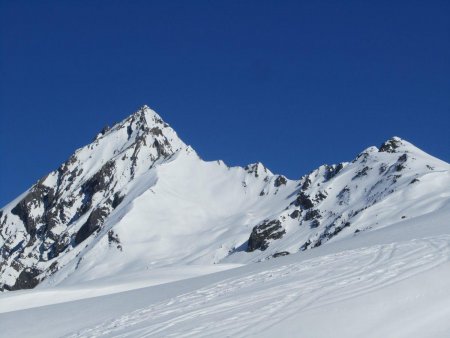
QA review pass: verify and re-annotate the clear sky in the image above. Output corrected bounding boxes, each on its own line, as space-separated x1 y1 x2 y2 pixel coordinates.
1 0 449 207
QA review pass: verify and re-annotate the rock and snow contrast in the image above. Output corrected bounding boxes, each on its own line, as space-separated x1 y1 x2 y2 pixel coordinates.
1 106 449 337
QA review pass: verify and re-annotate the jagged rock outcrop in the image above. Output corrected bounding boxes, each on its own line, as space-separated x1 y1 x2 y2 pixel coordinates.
247 220 285 252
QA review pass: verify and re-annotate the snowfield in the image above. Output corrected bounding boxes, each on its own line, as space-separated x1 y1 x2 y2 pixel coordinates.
1 204 450 338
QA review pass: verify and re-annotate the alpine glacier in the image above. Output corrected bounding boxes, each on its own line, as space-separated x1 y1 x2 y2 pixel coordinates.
0 106 449 338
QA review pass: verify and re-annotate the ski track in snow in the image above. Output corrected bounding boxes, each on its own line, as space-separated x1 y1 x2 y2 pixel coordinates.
66 235 450 338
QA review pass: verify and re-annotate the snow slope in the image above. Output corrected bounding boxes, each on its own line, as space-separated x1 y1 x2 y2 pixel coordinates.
1 204 450 338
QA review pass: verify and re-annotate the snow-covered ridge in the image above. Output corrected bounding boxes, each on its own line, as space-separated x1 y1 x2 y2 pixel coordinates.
0 106 449 291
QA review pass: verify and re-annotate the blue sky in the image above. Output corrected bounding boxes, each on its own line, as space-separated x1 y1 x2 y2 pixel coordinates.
1 0 449 206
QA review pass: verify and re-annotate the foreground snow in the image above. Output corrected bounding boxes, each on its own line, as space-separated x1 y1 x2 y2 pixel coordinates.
1 204 450 338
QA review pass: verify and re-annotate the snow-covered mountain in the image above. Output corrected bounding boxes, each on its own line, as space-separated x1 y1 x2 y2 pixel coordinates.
1 105 449 292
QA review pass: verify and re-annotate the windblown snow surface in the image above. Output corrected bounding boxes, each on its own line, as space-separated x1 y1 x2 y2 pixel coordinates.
2 207 450 338
1 106 449 337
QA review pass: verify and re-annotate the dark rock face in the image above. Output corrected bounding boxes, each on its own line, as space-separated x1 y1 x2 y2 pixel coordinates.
150 127 163 136
396 154 408 171
310 219 320 228
247 220 285 252
314 191 327 203
11 183 55 235
289 209 300 219
153 139 169 158
272 251 290 258
329 221 351 237
108 230 123 251
313 221 351 248
295 192 314 210
325 163 345 181
398 154 408 162
100 125 110 134
112 192 125 209
379 163 388 174
95 125 111 140
75 207 110 245
81 161 115 207
304 209 321 221
396 164 405 172
379 138 402 153
244 163 268 178
274 175 287 187
4 268 40 291
300 240 311 251
337 186 350 205
300 177 312 191
48 236 70 260
352 166 370 180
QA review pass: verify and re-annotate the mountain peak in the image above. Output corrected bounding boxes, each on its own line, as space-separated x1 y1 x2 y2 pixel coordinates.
96 105 186 160
379 136 406 153
244 162 273 178
120 105 166 131
136 105 163 123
